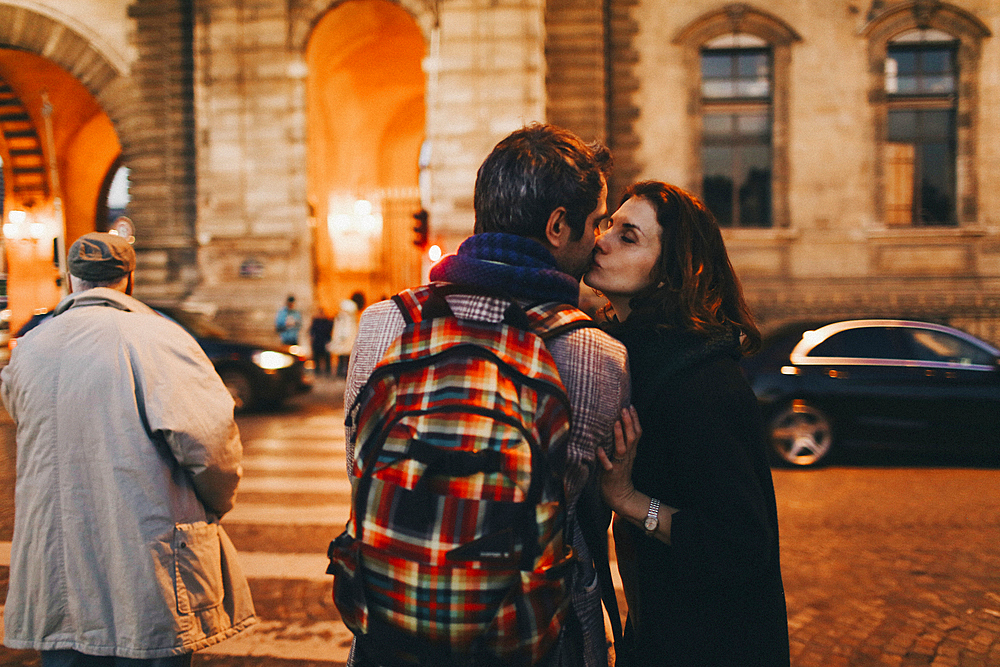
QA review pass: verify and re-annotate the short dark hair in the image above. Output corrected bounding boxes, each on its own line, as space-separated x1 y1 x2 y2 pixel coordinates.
474 123 612 241
622 181 761 355
350 291 366 310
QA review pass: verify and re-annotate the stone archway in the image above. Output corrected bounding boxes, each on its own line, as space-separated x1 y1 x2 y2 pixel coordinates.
305 0 427 312
0 1 202 314
292 0 436 52
0 4 132 331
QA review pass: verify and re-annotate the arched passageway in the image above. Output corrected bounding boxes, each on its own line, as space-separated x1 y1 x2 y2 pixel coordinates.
306 0 426 314
0 48 121 333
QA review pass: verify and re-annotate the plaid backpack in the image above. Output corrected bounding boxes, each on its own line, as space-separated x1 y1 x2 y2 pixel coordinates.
328 284 597 667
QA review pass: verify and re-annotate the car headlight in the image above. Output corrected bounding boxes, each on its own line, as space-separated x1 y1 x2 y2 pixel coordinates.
252 350 296 370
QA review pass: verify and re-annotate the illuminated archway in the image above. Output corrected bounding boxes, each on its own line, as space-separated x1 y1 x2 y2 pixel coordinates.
0 49 122 332
307 0 426 312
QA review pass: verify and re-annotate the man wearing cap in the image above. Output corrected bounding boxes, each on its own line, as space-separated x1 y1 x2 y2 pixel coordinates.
1 232 256 666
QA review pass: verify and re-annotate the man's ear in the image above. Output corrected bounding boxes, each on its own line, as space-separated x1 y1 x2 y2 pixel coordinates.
544 207 570 249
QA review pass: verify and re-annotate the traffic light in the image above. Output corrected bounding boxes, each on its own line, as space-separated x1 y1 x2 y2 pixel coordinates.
412 209 429 248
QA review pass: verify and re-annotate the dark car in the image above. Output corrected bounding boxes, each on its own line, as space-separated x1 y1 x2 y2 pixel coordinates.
156 307 313 411
8 303 313 410
741 319 1000 466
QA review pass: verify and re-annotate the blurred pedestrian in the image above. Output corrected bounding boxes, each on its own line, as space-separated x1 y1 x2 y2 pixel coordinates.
587 182 789 666
330 291 365 377
275 294 302 346
1 232 256 667
310 306 334 375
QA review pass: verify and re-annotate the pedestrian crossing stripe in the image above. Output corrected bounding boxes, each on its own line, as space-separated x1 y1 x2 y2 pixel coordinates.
236 476 352 494
0 541 334 581
247 438 344 453
241 454 345 472
199 619 355 661
223 502 348 526
237 551 332 581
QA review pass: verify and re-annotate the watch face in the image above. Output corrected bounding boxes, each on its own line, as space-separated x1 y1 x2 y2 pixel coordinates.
644 516 657 531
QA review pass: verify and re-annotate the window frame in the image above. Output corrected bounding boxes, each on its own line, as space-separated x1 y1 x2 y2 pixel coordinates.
700 45 774 228
884 37 959 226
674 6 800 230
862 2 990 228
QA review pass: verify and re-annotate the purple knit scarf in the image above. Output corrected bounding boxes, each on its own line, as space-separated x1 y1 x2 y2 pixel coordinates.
429 233 580 306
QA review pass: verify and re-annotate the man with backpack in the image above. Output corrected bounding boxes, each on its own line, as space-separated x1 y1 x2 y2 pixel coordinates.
330 123 630 667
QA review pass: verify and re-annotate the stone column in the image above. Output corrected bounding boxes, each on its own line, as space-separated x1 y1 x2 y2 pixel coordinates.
424 0 547 255
190 0 311 339
127 0 199 300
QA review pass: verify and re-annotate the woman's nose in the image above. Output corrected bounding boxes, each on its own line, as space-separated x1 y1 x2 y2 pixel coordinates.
594 232 610 253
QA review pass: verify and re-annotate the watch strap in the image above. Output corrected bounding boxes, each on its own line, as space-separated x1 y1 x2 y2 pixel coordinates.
644 497 660 533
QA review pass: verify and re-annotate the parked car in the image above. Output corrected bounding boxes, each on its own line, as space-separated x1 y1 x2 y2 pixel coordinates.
156 306 313 411
741 319 1000 466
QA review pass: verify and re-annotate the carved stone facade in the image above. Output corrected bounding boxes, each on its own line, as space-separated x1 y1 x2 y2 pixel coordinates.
2 0 999 344
612 0 1000 342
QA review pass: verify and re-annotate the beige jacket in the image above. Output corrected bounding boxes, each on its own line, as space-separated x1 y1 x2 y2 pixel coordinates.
1 288 256 658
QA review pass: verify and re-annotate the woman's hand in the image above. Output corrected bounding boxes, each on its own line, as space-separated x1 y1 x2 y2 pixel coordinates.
597 406 675 544
596 406 642 512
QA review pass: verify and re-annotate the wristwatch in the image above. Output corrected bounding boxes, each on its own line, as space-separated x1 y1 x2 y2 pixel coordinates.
644 498 660 533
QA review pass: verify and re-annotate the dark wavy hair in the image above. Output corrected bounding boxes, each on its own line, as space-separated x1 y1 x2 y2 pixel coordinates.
474 123 612 241
622 181 761 354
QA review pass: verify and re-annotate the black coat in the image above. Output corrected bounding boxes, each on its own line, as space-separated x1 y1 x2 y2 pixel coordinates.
607 318 790 667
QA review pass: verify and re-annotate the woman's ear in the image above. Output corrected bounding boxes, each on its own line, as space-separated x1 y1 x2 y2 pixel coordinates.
544 207 569 248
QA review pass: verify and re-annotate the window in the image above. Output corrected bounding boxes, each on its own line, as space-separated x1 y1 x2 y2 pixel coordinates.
701 47 771 99
106 166 130 225
808 327 908 361
863 6 989 229
700 36 772 228
884 31 958 226
806 325 995 367
903 328 994 366
675 8 799 229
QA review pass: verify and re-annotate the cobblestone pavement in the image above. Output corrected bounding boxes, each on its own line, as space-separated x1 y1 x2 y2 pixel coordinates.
775 462 1000 667
1 375 998 666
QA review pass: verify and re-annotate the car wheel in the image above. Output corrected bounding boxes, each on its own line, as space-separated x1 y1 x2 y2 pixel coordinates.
768 400 834 466
220 369 254 411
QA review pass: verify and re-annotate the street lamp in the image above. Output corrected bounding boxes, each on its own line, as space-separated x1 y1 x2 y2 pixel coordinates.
3 209 27 239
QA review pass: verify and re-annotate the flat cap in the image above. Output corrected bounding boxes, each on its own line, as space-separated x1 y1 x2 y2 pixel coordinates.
68 232 136 282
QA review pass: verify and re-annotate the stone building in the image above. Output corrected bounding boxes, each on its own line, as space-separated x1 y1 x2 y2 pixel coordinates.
0 0 998 345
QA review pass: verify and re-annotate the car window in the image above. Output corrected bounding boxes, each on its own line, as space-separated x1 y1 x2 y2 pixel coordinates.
903 328 995 366
806 326 908 360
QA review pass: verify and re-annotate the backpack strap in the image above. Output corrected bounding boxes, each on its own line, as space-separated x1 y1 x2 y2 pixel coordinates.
391 285 452 325
524 302 601 340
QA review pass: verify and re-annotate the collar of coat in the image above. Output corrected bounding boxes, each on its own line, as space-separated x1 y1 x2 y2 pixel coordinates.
605 317 741 390
53 287 156 318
